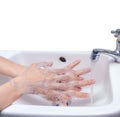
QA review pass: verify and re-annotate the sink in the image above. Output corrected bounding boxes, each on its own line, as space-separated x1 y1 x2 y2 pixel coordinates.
1 51 120 117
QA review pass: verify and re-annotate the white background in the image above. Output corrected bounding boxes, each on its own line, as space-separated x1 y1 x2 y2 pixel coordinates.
0 0 120 51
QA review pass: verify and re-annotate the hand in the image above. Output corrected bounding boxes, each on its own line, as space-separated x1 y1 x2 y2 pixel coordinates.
11 60 95 105
32 60 95 106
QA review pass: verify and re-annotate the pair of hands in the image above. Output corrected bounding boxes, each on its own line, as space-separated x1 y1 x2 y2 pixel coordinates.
12 60 95 106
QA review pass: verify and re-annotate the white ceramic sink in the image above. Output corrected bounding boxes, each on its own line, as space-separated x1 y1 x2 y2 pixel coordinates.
1 51 120 117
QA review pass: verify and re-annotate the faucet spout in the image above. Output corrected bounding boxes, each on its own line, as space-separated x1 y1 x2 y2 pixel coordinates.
91 49 120 62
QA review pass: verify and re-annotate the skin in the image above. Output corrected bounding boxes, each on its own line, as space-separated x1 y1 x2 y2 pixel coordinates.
0 56 26 77
0 56 95 110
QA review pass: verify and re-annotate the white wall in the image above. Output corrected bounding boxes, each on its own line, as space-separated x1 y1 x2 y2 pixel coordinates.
0 0 120 51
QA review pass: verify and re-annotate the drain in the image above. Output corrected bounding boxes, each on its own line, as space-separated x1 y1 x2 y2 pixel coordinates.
59 57 66 62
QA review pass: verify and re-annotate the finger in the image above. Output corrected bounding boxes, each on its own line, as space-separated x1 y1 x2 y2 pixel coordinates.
55 75 70 83
56 75 84 83
76 79 96 87
48 82 82 91
36 62 53 68
48 82 68 90
75 92 89 98
49 79 95 90
66 60 80 70
58 79 95 89
39 62 53 67
65 90 89 98
54 68 66 75
75 68 91 76
53 60 80 75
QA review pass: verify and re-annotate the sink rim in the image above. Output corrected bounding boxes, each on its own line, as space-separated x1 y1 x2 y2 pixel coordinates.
2 100 120 116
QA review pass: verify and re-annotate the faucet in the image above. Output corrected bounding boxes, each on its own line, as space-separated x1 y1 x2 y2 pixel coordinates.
91 29 120 63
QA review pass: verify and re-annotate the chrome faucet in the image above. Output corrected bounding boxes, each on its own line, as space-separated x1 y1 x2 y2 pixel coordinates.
91 29 120 63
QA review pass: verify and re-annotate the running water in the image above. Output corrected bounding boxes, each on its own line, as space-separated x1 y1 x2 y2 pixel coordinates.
90 61 97 105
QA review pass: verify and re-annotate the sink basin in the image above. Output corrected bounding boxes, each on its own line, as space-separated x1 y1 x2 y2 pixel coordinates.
1 51 120 117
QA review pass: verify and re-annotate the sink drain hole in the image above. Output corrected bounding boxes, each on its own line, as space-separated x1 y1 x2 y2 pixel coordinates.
59 57 66 62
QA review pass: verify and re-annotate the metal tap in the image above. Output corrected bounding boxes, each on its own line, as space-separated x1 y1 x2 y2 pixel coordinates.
91 29 120 63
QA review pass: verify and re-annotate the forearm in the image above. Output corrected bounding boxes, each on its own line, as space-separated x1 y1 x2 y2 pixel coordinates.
0 79 23 111
0 56 26 77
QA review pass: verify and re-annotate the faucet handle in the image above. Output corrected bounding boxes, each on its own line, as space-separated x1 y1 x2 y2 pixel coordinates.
111 29 120 37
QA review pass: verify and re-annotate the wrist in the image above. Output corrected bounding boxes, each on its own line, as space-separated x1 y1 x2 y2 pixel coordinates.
10 76 29 94
12 65 26 77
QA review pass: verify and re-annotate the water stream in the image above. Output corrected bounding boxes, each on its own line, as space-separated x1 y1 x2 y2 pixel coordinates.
90 61 97 105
